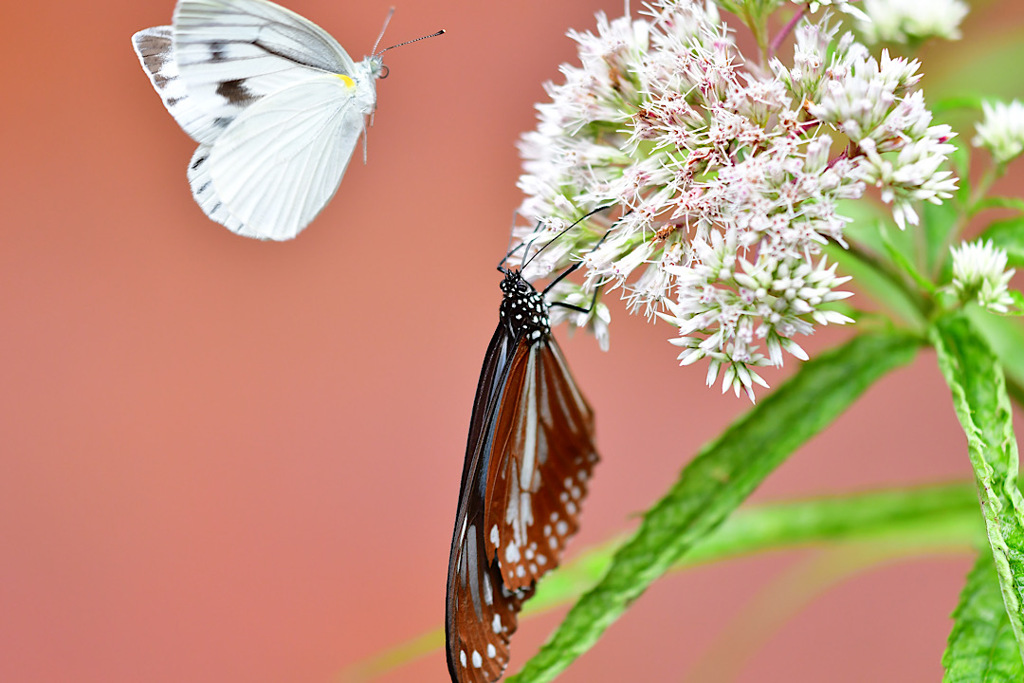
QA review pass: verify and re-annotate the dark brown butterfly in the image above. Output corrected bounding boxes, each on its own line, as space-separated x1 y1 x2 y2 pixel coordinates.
445 232 602 682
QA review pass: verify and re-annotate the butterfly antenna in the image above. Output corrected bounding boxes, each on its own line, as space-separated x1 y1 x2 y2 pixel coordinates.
371 7 396 55
521 205 614 269
376 29 446 55
543 227 614 297
498 210 526 272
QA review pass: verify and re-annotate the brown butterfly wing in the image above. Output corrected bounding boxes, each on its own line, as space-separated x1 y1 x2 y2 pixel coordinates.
446 328 530 683
483 339 599 592
446 492 533 682
446 269 599 683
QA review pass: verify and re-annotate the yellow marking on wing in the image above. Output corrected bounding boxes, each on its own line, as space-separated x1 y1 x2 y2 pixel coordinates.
337 74 355 88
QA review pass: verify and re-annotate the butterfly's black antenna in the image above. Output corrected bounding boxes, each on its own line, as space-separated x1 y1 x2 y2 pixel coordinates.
543 227 616 316
376 29 447 56
497 204 612 274
544 228 613 297
522 204 614 270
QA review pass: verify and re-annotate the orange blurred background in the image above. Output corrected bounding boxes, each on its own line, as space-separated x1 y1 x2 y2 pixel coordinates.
3 1 1023 681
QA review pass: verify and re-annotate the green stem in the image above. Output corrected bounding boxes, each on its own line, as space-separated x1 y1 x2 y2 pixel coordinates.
844 239 931 320
970 166 1003 214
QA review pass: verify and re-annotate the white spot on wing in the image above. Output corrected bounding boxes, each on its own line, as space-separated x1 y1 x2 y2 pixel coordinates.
519 349 540 493
483 571 493 605
505 542 520 564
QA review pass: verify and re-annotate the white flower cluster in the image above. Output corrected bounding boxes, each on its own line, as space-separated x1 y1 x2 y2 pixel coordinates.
950 240 1017 315
515 0 957 399
790 0 868 22
856 0 968 46
974 100 1024 166
794 37 958 229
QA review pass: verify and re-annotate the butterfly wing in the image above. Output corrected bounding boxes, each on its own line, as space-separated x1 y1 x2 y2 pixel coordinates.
187 144 247 234
447 317 599 682
447 327 529 683
196 73 366 240
133 27 223 143
170 0 355 144
482 339 598 592
446 482 531 683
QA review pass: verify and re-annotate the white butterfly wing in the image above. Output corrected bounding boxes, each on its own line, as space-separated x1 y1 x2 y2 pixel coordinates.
133 27 221 143
199 73 367 240
171 0 356 144
187 144 249 235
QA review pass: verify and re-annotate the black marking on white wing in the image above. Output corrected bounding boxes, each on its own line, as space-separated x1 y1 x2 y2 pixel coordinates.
202 74 365 240
187 145 248 236
171 0 356 144
132 27 218 143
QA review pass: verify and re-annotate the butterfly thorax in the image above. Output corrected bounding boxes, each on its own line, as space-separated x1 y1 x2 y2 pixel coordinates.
498 270 550 343
338 56 381 110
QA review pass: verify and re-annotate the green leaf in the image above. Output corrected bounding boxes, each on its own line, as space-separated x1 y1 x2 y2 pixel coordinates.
943 553 1024 682
506 331 921 683
921 198 961 278
980 217 1024 269
973 197 1024 216
879 222 936 293
839 198 891 254
828 201 925 326
928 29 1024 105
931 314 1024 662
826 241 925 327
528 482 981 615
923 29 1024 141
931 94 989 117
965 308 1024 405
1009 291 1024 316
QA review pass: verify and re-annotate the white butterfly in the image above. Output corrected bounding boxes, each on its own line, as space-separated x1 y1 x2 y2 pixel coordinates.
132 0 433 241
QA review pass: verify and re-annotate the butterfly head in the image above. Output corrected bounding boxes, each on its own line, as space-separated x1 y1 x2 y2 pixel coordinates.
499 270 550 343
365 55 388 80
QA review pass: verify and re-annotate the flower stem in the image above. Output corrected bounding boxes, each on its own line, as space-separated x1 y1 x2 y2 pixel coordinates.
769 7 806 60
844 238 932 318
